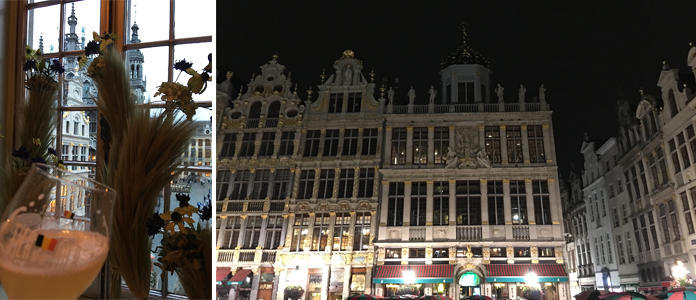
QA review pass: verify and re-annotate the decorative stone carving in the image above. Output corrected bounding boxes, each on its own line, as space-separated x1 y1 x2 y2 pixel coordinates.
389 230 401 239
449 246 456 259
539 228 550 237
493 228 503 237
426 247 433 258
435 228 447 239
495 84 504 103
298 201 310 211
482 247 490 259
358 200 371 209
401 247 409 259
555 246 564 258
530 246 538 258
506 246 514 257
378 247 386 261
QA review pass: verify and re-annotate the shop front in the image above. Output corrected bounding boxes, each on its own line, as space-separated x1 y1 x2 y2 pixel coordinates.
373 265 455 297
485 264 569 300
459 271 482 298
217 267 233 300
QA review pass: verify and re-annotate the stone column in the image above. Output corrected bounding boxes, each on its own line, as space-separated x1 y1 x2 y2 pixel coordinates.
317 129 327 159
306 213 317 251
365 266 373 294
525 179 536 224
237 215 248 249
352 167 360 200
294 128 303 157
218 216 228 248
279 214 289 249
321 266 330 300
258 215 269 248
381 181 390 227
499 125 508 165
267 169 276 199
548 178 562 230
521 124 530 165
312 168 321 200
291 168 301 199
428 126 435 167
247 168 256 198
250 268 262 300
406 127 414 166
273 129 282 158
503 179 513 238
449 180 457 225
403 181 412 227
337 128 345 159
273 268 285 300
384 127 393 167
542 123 554 165
480 179 489 225
343 266 352 299
375 127 384 156
370 210 378 246
284 214 296 250
356 128 364 158
448 126 456 151
403 181 412 241
327 212 337 252
253 132 263 158
348 212 357 251
234 133 244 158
333 167 341 200
426 180 434 241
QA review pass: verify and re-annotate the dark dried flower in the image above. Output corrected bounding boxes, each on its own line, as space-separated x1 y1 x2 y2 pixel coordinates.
85 40 100 56
197 200 212 221
176 193 191 208
30 156 46 165
146 212 165 236
12 146 30 160
173 59 193 72
50 59 65 74
47 148 57 156
23 60 37 71
200 72 209 82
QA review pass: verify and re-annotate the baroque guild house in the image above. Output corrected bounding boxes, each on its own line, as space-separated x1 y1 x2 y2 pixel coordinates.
216 24 569 300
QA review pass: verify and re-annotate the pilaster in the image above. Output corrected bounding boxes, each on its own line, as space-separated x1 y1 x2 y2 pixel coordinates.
521 124 530 165
427 126 435 167
406 126 414 166
500 125 508 165
480 179 489 224
525 179 536 225
384 126 393 168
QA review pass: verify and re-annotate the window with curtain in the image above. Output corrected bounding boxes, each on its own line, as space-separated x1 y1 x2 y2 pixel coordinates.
387 182 404 226
487 180 504 225
510 180 527 224
361 128 378 156
456 180 481 225
353 212 370 250
532 180 551 225
432 181 449 226
333 212 351 251
433 127 449 164
506 125 523 163
391 128 407 165
410 182 427 226
484 126 501 163
312 213 331 251
291 214 311 252
412 127 427 165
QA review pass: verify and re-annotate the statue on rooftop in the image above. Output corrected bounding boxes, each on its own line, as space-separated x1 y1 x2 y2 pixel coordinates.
343 64 353 85
408 86 416 104
495 84 505 103
518 84 526 103
539 84 546 103
429 86 437 104
387 87 394 104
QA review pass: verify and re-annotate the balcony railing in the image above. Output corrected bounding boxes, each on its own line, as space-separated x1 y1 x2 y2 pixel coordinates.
238 250 255 263
409 227 426 241
245 118 259 128
512 226 530 240
227 202 244 212
247 201 264 212
387 102 548 114
217 249 279 264
269 201 286 212
265 118 278 128
456 226 482 241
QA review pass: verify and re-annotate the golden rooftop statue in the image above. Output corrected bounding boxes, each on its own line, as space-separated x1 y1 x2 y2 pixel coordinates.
343 49 354 57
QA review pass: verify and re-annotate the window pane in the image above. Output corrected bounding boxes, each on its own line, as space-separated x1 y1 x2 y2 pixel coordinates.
63 56 98 106
174 0 213 38
174 43 213 101
126 0 170 44
64 1 101 51
127 47 169 103
60 110 98 164
27 5 60 54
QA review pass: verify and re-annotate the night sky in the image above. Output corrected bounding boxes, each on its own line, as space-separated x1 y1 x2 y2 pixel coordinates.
218 0 696 177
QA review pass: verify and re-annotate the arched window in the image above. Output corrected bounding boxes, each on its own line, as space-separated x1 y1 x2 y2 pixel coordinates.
267 101 281 119
668 90 678 118
248 102 263 119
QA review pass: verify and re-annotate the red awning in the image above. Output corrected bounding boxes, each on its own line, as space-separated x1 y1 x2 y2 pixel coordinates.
375 265 454 280
229 269 253 284
216 267 231 282
637 286 663 292
486 264 567 277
